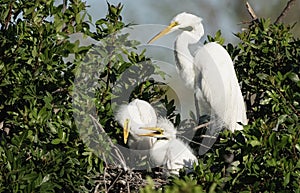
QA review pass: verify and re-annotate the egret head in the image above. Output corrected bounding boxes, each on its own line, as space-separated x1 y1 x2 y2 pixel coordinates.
115 99 157 144
171 12 203 31
148 12 203 44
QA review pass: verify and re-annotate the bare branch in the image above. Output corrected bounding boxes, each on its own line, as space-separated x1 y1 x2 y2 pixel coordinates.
193 122 211 132
107 170 123 192
275 0 297 24
245 1 258 20
4 3 13 30
179 135 214 149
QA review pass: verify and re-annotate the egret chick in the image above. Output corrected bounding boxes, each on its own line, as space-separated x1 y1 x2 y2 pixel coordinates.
115 99 157 150
140 117 198 175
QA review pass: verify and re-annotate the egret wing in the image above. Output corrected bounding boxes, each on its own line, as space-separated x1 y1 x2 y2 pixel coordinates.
194 42 247 132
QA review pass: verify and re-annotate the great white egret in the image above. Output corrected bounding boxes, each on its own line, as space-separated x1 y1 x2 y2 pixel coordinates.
148 12 247 132
115 99 157 150
139 117 198 175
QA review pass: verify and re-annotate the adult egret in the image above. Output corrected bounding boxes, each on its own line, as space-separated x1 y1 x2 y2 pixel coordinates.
115 99 157 151
139 117 198 175
148 12 247 132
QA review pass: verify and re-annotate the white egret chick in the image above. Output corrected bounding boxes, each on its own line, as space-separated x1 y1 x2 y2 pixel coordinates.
115 99 157 150
139 117 198 175
148 12 247 132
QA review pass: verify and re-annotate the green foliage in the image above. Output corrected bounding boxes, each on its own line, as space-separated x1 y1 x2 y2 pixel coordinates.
140 176 203 193
206 30 225 45
92 2 125 40
0 1 117 192
227 18 300 192
1 0 299 192
234 18 300 123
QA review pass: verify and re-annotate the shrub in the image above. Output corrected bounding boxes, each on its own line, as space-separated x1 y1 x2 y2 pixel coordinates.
1 1 299 192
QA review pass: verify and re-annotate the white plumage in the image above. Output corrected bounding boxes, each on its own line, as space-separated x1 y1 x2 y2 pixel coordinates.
148 12 248 132
140 117 198 175
115 99 157 150
115 99 197 175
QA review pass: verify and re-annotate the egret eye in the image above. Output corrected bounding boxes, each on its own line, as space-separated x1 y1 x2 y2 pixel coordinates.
180 26 193 31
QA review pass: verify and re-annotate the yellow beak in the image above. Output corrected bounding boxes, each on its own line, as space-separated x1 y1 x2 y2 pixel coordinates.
123 119 130 144
137 127 164 137
147 21 178 44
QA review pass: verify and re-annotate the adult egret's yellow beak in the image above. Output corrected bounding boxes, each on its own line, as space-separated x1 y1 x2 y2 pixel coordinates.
138 127 164 137
123 119 130 144
147 21 178 44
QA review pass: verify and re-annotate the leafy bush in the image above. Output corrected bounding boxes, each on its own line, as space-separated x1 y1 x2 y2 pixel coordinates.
0 1 299 192
0 0 102 192
226 18 300 192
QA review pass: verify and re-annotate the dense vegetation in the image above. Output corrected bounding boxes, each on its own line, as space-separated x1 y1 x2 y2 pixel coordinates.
0 1 299 192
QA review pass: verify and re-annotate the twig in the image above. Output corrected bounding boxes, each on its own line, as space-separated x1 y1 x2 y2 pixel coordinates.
126 174 131 193
4 3 13 30
102 155 108 193
245 1 258 20
179 135 215 149
275 0 297 24
94 183 101 193
107 170 123 192
193 122 211 132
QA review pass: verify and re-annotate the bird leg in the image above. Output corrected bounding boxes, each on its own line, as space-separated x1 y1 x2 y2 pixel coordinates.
194 92 201 123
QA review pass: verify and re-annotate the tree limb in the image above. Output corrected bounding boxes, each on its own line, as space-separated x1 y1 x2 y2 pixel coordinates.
245 1 258 20
275 0 297 24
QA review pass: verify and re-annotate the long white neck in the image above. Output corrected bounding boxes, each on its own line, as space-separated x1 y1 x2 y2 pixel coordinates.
174 24 204 89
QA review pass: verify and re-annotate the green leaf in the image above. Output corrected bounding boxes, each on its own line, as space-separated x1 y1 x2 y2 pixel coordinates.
23 172 38 181
51 138 61 145
288 72 299 83
295 144 300 152
249 140 261 147
256 73 268 80
283 172 290 187
268 132 276 147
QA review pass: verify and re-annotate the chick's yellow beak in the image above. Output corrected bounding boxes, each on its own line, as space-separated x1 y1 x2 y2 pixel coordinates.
138 127 164 137
147 21 178 44
123 119 130 144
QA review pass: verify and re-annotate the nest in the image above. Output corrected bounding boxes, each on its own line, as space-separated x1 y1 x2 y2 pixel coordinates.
94 165 170 192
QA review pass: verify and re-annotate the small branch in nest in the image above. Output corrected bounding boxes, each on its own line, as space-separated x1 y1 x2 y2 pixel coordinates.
275 0 297 24
126 174 131 193
107 170 123 192
245 1 258 20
